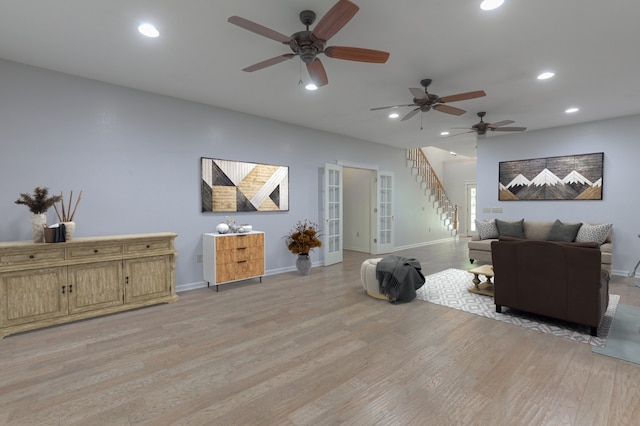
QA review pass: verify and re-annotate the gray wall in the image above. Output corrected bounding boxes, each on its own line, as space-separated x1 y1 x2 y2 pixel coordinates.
476 115 640 276
0 59 453 290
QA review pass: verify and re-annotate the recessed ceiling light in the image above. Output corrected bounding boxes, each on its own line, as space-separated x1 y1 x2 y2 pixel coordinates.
480 0 504 11
389 112 400 119
450 151 458 156
138 23 159 38
305 83 318 91
440 131 450 136
537 71 555 80
565 107 579 113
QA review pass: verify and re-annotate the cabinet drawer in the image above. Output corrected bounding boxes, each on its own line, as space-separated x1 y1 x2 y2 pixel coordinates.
216 246 263 264
216 257 264 283
125 240 171 254
0 247 66 267
215 233 263 250
67 244 123 259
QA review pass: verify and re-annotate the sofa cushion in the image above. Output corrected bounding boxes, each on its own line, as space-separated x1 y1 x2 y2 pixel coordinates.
475 219 499 240
546 219 582 242
496 219 525 239
575 223 613 245
522 221 555 240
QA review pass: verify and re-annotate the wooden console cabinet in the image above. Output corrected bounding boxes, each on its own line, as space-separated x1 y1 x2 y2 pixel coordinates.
203 232 264 291
0 233 178 339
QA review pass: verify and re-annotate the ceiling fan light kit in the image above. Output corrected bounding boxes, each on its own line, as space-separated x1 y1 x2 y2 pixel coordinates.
227 0 389 88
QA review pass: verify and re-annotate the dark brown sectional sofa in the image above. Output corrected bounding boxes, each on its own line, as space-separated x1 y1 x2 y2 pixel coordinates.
491 239 610 336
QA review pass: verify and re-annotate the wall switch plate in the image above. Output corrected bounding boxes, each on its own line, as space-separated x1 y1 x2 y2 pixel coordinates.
492 207 503 213
482 207 491 213
197 254 203 263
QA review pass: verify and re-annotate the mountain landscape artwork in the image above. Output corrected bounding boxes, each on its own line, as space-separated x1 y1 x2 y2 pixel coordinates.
499 152 603 201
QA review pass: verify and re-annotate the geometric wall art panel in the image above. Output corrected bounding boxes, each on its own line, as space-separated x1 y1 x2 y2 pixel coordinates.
499 152 603 201
201 157 289 212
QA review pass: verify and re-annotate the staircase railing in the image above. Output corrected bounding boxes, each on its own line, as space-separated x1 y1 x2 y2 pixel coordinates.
407 148 458 234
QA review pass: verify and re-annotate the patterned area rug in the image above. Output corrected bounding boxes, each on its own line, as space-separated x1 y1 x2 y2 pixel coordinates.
415 268 619 347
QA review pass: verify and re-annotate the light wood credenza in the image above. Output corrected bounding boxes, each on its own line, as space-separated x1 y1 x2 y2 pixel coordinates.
203 232 265 291
0 232 178 339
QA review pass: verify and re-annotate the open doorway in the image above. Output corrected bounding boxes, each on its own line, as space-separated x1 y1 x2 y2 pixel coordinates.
323 163 394 264
343 167 375 253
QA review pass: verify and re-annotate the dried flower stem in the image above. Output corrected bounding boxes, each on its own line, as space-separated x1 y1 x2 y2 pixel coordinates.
57 190 83 222
69 190 82 221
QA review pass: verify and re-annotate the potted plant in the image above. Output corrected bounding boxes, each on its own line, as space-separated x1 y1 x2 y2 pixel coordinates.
285 219 322 275
15 186 62 242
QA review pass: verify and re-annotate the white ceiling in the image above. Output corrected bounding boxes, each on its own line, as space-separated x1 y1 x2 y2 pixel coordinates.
1 1 639 158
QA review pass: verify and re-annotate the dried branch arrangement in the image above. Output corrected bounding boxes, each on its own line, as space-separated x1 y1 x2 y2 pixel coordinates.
54 190 83 222
15 186 62 214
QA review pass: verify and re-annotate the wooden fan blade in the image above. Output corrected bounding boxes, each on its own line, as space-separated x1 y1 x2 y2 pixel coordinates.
492 127 527 132
228 16 291 43
242 54 296 72
409 88 428 99
488 120 515 128
401 108 420 122
433 104 466 116
371 104 415 111
438 90 486 103
307 59 329 87
324 46 389 63
312 0 359 41
445 130 475 138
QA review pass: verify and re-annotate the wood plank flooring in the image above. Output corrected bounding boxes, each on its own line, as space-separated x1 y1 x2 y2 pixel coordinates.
1 237 639 425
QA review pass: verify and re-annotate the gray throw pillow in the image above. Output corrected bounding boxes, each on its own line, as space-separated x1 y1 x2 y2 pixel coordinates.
575 223 612 245
546 219 582 242
475 219 499 240
495 219 525 239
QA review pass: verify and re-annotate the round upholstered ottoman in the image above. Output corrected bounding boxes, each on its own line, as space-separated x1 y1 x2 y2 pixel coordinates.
360 258 388 300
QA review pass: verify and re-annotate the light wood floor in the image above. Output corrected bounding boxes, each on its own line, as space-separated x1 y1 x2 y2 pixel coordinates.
1 238 639 425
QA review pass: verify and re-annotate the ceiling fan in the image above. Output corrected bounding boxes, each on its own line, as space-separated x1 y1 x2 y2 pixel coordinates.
371 79 486 123
227 0 390 87
449 111 527 136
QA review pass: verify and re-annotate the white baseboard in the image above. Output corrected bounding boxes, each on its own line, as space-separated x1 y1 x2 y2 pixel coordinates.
393 237 456 252
176 263 322 293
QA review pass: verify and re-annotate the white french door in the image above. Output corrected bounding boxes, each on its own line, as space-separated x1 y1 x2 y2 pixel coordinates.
466 182 477 236
323 164 343 266
372 171 394 254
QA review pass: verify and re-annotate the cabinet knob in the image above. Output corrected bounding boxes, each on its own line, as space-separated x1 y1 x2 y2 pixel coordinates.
62 285 66 294
29 255 35 259
94 249 99 253
146 245 151 249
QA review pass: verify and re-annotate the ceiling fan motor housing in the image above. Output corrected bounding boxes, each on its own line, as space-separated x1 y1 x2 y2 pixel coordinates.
290 31 325 63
